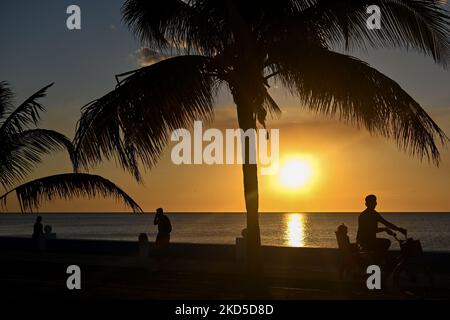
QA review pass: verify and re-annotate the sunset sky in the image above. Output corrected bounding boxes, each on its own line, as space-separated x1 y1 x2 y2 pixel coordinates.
1 0 450 212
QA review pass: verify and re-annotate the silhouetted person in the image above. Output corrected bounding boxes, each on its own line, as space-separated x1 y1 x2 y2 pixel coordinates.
32 216 43 239
154 208 172 248
44 225 56 239
337 224 358 255
357 195 406 258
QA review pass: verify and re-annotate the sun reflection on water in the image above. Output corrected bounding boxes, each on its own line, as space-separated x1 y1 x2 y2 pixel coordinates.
285 213 306 247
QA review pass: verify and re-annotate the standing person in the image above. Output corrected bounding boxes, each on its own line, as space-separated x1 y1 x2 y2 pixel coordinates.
154 208 172 248
357 195 407 258
32 216 44 239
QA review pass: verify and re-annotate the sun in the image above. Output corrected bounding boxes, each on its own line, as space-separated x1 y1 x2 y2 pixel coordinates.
279 158 314 189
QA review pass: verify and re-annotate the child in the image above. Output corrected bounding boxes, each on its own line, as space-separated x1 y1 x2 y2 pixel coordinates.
336 224 359 254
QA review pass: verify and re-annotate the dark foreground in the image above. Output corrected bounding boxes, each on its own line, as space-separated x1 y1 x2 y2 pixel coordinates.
1 237 450 300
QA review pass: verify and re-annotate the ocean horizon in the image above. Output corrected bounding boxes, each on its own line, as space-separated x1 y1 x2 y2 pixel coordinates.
1 212 450 252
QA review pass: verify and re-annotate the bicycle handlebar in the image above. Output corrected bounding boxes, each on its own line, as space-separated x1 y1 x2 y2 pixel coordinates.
393 233 408 243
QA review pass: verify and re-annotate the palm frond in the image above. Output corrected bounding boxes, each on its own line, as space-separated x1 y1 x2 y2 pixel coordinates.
264 92 282 118
123 0 294 55
0 173 143 213
300 0 450 66
0 81 14 121
74 55 218 181
122 0 192 50
123 0 450 66
270 45 448 164
0 83 54 136
0 129 78 188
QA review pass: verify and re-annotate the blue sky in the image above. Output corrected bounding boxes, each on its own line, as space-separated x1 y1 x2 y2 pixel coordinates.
1 1 137 127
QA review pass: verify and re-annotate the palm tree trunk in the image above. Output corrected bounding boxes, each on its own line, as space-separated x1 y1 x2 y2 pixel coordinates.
234 95 263 278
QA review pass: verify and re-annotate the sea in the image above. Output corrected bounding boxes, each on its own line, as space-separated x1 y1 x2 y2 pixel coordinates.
1 212 450 252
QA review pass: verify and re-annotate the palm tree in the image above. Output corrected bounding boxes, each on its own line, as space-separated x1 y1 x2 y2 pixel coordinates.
0 82 142 213
74 0 449 274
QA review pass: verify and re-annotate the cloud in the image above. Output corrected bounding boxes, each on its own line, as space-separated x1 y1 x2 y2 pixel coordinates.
130 47 171 66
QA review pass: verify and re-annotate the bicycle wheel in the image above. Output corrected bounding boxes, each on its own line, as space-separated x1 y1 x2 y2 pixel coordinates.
394 262 434 294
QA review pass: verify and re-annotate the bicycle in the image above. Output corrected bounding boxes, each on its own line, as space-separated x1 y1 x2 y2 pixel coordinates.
390 233 434 293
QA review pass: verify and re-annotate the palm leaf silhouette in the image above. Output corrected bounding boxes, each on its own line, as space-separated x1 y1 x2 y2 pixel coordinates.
1 83 142 213
0 83 77 188
0 173 143 213
0 83 54 136
300 0 450 63
0 81 14 120
1 129 78 188
269 45 448 163
74 55 219 181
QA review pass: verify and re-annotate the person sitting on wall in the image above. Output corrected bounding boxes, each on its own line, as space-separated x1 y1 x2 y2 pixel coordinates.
44 225 56 239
